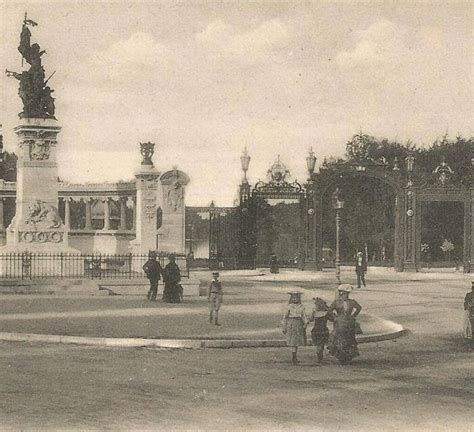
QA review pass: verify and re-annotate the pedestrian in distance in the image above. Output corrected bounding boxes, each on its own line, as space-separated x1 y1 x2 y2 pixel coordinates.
309 297 333 364
462 282 474 346
282 291 308 365
142 251 163 302
270 252 279 274
355 251 367 288
208 271 223 326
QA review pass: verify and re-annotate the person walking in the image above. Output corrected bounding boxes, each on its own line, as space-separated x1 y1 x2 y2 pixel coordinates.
142 251 163 302
463 282 474 345
282 292 308 364
309 297 333 364
208 271 223 326
355 251 367 288
162 254 182 303
328 284 362 365
270 253 279 274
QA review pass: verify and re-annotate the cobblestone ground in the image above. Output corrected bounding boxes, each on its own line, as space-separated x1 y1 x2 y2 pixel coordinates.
0 269 472 431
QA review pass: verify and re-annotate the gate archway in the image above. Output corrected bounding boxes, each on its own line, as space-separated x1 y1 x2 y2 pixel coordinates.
237 149 473 272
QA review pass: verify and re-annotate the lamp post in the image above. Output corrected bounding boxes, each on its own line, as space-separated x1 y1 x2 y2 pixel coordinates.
332 188 344 283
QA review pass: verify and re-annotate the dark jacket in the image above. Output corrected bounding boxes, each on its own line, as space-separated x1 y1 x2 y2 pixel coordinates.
355 255 367 273
143 260 163 281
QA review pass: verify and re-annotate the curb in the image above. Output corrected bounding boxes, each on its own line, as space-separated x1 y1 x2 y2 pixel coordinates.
0 328 408 349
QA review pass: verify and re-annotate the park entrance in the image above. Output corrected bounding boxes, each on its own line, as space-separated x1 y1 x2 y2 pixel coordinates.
236 144 472 273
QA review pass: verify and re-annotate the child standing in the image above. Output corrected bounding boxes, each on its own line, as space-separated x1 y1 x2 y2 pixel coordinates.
310 297 332 363
208 271 223 326
282 292 308 364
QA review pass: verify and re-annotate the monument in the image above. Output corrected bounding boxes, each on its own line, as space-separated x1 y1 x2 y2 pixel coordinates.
3 15 78 258
128 142 161 256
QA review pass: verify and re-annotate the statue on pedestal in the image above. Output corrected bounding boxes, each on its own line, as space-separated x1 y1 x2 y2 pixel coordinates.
5 13 56 119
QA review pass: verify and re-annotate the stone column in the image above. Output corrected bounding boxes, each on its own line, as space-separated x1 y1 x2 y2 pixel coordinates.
103 198 110 230
85 198 92 230
129 143 160 255
120 197 127 231
0 198 5 231
403 187 418 271
64 197 71 229
132 197 137 231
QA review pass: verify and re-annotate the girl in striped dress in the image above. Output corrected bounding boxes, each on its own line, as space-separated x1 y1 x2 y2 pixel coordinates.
282 292 308 364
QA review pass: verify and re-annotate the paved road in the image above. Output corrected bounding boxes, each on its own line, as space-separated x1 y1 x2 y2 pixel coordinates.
0 271 472 431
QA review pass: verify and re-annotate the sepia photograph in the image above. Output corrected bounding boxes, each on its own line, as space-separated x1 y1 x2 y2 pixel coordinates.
0 0 472 430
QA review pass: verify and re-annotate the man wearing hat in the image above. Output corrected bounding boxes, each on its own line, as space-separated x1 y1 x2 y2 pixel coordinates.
142 251 163 302
463 282 474 343
208 271 223 325
355 251 367 288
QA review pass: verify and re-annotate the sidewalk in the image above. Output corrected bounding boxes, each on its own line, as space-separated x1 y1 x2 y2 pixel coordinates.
0 278 406 348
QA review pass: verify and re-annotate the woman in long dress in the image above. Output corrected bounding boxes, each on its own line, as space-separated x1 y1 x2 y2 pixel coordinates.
162 254 182 303
463 282 473 344
328 284 362 365
282 291 308 364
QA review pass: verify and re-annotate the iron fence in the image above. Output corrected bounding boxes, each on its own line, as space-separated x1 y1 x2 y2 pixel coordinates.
0 252 189 280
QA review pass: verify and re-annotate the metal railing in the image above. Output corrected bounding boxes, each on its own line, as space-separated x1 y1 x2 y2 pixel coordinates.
0 252 189 280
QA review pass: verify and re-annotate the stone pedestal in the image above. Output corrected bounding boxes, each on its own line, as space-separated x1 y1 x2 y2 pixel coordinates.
2 118 78 255
158 169 190 254
129 164 160 256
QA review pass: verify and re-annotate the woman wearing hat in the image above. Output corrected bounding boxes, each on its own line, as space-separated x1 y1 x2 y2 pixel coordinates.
327 284 362 365
309 297 333 363
282 292 308 364
162 254 182 303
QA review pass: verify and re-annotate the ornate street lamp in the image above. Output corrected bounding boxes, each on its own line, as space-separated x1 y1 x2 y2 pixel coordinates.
240 147 251 183
332 187 344 283
405 154 415 186
306 147 317 179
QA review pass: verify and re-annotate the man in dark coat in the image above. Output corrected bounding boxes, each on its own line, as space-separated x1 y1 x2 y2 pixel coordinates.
355 251 367 288
143 251 163 301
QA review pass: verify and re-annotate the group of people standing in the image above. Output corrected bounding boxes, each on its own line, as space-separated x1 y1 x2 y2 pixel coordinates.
142 252 182 303
282 285 362 365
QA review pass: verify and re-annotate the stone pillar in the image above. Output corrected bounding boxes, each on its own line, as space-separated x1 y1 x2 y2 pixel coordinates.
129 143 160 255
303 180 318 270
103 198 110 230
0 198 4 231
403 186 418 271
120 197 127 231
85 198 92 230
132 197 137 231
159 168 190 254
64 197 71 229
3 118 77 252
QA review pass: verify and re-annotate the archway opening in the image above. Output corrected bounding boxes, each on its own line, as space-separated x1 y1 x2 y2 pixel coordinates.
420 201 464 268
254 197 302 267
321 176 397 267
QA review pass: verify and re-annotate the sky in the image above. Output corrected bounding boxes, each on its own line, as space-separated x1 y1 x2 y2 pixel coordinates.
0 0 472 206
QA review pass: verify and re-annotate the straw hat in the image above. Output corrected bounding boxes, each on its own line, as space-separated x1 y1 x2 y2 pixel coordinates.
338 284 353 293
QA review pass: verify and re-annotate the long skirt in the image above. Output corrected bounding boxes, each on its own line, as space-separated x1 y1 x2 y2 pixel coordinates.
162 282 181 303
328 316 359 359
462 310 472 340
284 317 306 347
